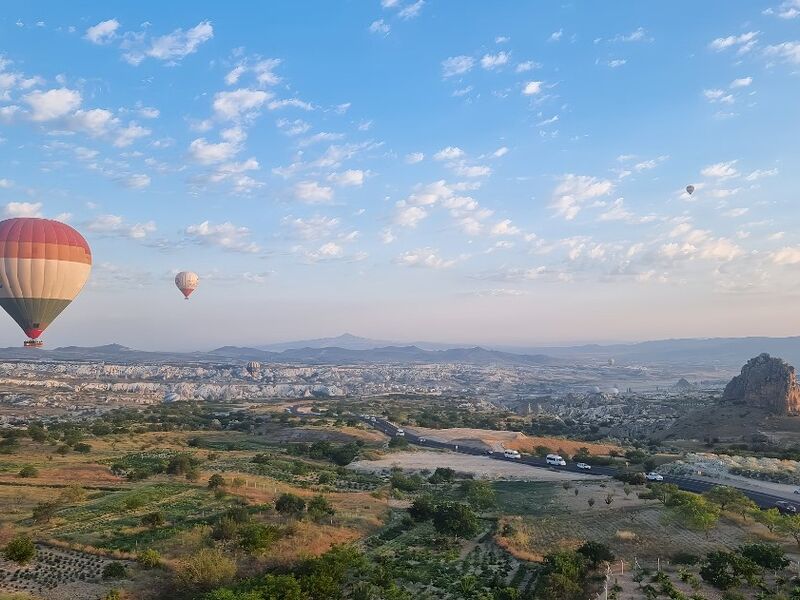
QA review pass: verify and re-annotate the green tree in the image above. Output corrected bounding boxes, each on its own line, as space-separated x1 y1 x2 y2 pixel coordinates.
755 508 782 533
667 492 720 537
699 550 760 590
27 424 47 443
32 500 59 524
461 480 496 510
738 542 788 570
73 442 92 453
428 467 456 484
408 495 436 522
255 574 305 599
703 486 757 519
577 540 615 568
307 495 335 523
208 474 226 489
536 550 587 600
238 523 280 553
275 493 306 519
102 561 128 579
652 483 680 505
3 535 36 564
432 502 479 538
777 514 800 549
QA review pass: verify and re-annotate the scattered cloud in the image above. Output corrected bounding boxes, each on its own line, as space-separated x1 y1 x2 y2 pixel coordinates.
701 160 739 179
522 81 543 95
369 19 390 35
185 220 260 253
87 214 156 239
550 174 614 220
405 152 424 164
709 31 758 54
123 20 214 66
442 56 474 77
4 201 42 217
84 19 120 44
293 181 334 204
23 88 81 121
480 51 510 70
396 247 455 269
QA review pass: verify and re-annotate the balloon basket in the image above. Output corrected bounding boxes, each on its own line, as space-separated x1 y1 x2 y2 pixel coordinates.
23 339 43 348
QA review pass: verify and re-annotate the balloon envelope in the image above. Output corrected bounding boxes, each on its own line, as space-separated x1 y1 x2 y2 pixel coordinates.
0 218 92 339
686 185 695 195
246 361 261 376
175 271 199 299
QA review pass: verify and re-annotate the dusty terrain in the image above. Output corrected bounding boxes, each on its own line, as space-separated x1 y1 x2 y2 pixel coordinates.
405 426 620 455
349 450 597 481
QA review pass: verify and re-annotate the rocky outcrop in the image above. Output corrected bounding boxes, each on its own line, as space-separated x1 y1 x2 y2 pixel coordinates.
722 353 800 415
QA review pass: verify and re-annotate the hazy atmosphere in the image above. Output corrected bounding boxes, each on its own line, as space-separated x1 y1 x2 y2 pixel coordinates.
1 1 799 349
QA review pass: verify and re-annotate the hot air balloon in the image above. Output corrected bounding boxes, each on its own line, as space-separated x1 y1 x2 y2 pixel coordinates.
246 361 261 377
175 271 198 300
0 218 92 347
685 185 695 195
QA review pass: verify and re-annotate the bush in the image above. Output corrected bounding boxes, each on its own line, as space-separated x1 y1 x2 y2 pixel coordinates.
74 442 92 453
671 551 699 565
175 548 237 591
137 548 162 568
208 474 226 489
737 543 788 570
3 535 36 564
409 495 436 522
577 541 614 568
275 493 306 519
102 561 128 579
699 550 760 590
432 502 479 538
141 511 165 528
238 523 280 553
307 495 335 522
17 465 38 478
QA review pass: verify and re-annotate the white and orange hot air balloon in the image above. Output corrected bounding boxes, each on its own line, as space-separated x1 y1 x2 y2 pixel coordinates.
0 217 92 347
175 271 199 300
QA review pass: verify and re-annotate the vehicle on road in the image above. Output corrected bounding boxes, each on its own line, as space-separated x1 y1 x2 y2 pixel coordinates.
418 437 426 442
546 453 566 466
794 488 800 495
645 472 664 481
395 429 405 437
576 462 591 470
503 449 521 459
776 500 798 514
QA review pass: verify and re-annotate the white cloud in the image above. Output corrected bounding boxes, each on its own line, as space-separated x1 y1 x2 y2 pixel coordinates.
764 0 800 19
452 163 492 178
745 168 778 181
551 174 614 220
84 19 120 44
188 137 240 164
369 19 390 35
126 20 214 65
701 160 739 179
394 203 428 227
185 220 260 253
770 246 800 265
723 207 749 218
549 29 563 42
293 181 333 204
609 27 650 43
703 89 735 104
137 106 160 118
380 228 396 244
23 88 82 121
284 215 341 240
328 169 365 187
4 202 42 217
405 152 424 164
267 98 313 111
493 146 509 158
442 56 474 77
213 88 270 121
396 247 454 269
764 41 800 65
398 0 424 19
433 146 465 161
490 219 520 236
515 61 540 73
0 179 12 188
120 173 151 189
522 81 543 95
598 198 634 222
480 51 510 70
87 214 156 239
730 76 753 88
276 118 310 136
709 31 758 53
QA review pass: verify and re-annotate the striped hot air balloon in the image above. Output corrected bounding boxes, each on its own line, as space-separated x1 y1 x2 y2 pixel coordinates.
0 218 92 346
175 271 199 299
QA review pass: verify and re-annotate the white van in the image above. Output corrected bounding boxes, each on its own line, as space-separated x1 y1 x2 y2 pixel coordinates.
546 453 566 466
395 429 405 437
503 449 521 459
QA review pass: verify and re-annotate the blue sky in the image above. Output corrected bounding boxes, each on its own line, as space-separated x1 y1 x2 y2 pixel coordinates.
0 1 799 350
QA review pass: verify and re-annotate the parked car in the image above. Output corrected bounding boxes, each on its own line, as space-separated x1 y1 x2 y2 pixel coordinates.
776 500 798 514
576 462 591 470
645 472 664 481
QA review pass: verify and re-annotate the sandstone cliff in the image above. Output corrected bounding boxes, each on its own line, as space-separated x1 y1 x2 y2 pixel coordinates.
722 353 800 415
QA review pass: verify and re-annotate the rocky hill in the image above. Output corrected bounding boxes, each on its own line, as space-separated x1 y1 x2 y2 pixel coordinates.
721 353 800 415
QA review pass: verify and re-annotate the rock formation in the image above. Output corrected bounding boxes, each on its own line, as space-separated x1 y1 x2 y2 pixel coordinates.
722 353 800 415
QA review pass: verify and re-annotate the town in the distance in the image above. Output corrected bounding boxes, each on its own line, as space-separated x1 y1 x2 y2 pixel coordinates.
2 333 800 599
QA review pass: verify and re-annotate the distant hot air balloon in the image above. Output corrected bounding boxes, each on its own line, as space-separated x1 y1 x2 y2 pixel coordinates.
0 218 92 347
175 271 199 300
685 185 695 195
246 361 261 377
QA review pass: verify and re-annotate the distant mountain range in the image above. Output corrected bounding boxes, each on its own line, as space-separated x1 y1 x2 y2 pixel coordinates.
0 334 799 368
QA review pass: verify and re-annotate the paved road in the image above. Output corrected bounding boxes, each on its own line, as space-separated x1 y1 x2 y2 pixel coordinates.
360 414 794 511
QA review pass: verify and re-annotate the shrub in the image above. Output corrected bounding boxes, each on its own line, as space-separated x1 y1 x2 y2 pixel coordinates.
175 548 237 591
275 493 306 519
137 548 162 568
432 502 479 538
141 511 165 528
74 442 92 453
737 543 788 570
3 535 36 564
238 523 281 553
409 495 436 522
577 541 614 568
103 561 128 579
307 495 335 522
17 465 38 478
208 474 226 489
